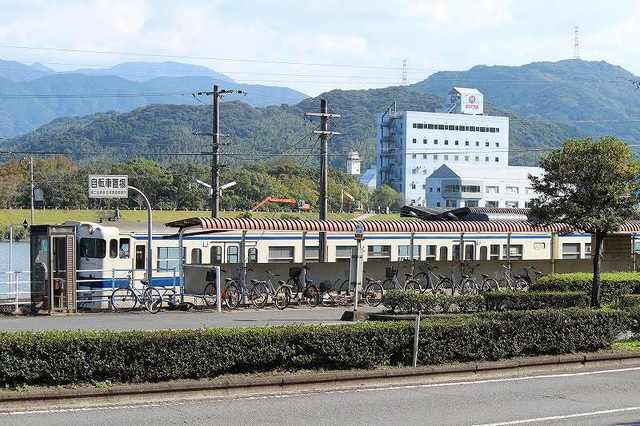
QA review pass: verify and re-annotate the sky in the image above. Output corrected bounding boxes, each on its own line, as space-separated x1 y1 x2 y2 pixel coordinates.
0 0 638 95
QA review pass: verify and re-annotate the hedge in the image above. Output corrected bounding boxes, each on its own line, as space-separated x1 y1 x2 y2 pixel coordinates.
383 290 484 313
0 309 628 387
620 294 640 309
531 272 640 303
383 290 588 314
483 291 589 311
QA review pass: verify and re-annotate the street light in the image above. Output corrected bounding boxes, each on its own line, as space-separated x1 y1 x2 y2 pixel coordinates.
195 179 237 210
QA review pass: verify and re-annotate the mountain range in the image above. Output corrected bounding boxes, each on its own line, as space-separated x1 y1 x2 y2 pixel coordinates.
0 59 308 137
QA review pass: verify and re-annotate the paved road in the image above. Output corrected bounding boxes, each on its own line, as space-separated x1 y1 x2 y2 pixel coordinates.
0 306 375 331
4 366 640 425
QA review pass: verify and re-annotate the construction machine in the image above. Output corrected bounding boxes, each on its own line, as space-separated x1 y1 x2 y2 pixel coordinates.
251 196 310 212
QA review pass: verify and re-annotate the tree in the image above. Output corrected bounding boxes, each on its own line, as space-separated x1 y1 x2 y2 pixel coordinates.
529 137 640 307
370 185 402 212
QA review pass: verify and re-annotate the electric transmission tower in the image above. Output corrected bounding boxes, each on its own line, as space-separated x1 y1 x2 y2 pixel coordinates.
401 59 408 85
573 26 580 60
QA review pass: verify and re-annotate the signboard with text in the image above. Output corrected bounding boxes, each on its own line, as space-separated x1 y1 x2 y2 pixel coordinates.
88 175 128 198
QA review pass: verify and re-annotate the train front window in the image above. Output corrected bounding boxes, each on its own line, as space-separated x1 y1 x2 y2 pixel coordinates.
79 238 106 258
119 238 130 259
109 239 118 259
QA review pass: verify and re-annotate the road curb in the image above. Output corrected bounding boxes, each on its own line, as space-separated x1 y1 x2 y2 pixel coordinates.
1 350 639 404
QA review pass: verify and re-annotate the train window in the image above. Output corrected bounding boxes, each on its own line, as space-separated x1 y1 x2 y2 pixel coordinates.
562 243 580 260
304 246 319 262
439 246 448 261
191 248 202 265
227 246 239 264
479 246 488 260
464 244 475 260
489 244 500 260
157 247 181 272
268 246 294 263
248 248 258 263
79 238 106 259
119 238 130 259
336 246 356 259
452 244 461 261
135 246 145 270
502 245 523 260
210 246 222 264
109 239 118 259
398 245 420 260
367 245 391 258
425 245 437 260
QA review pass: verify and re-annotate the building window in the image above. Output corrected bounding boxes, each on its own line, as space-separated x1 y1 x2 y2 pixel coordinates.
157 247 181 272
475 156 479 162
444 140 449 145
524 201 533 208
502 244 523 260
445 199 457 207
496 142 500 147
485 156 489 162
210 246 222 263
423 139 427 144
336 246 356 259
454 155 459 161
367 245 391 258
268 246 295 262
427 124 434 129
464 155 469 161
506 186 519 194
495 157 499 162
412 138 417 144
248 248 258 263
412 123 417 128
429 187 433 192
433 154 438 160
485 200 499 207
486 185 499 194
423 154 427 159
437 187 440 192
475 141 479 146
505 201 519 208
398 245 420 260
412 153 417 159
455 140 459 145
465 200 479 207
411 182 416 189
490 244 500 260
434 139 438 145
304 246 319 261
436 201 441 207
422 184 426 189
562 243 581 259
191 248 202 265
426 245 437 260
485 142 490 147
438 124 445 130
465 141 469 146
444 155 449 160
227 246 239 263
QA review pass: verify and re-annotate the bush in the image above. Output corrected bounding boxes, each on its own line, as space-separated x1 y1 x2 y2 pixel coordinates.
532 272 640 303
0 309 628 387
383 290 484 314
484 291 589 311
620 294 640 309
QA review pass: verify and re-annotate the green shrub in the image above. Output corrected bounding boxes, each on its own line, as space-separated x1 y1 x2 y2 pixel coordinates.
0 309 628 387
620 294 640 310
383 290 484 314
484 291 589 311
532 272 640 303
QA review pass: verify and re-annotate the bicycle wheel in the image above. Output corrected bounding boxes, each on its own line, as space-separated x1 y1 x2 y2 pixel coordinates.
110 287 137 312
274 286 290 310
202 282 217 308
482 278 499 292
249 282 269 309
143 287 163 314
514 278 529 291
437 277 453 295
224 283 241 310
364 282 384 307
459 278 477 295
403 279 422 292
303 285 320 307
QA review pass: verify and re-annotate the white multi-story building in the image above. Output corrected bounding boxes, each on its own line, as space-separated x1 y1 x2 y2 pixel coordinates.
425 164 543 209
376 88 509 206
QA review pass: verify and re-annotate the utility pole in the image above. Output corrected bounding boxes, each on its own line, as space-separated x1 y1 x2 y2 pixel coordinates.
29 156 34 225
305 100 340 262
193 85 245 218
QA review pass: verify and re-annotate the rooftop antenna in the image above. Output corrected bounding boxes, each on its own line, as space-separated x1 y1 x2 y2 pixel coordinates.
401 59 408 85
573 26 580 60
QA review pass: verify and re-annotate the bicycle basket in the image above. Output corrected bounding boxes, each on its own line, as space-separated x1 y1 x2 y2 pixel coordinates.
288 267 302 278
385 267 397 279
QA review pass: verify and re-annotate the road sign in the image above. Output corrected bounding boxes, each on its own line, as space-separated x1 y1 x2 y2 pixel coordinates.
88 175 128 198
354 222 364 241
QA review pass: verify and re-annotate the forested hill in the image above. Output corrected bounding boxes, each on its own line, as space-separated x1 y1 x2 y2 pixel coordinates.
2 85 580 168
414 59 640 143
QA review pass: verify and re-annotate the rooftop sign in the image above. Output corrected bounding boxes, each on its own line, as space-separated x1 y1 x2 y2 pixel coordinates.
88 175 128 198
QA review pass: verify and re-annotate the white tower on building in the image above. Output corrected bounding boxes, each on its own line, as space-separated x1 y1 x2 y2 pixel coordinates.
346 151 361 175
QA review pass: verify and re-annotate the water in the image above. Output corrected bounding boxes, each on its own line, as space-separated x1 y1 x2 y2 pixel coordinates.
0 241 29 272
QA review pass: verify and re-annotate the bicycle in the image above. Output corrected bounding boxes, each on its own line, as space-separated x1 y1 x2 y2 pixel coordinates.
110 274 163 314
415 263 450 294
249 270 285 309
363 276 385 307
515 265 544 286
497 264 528 291
441 262 478 295
382 267 408 291
274 266 320 310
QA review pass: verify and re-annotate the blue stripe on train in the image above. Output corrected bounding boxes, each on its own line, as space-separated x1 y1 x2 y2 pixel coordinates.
78 276 181 289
